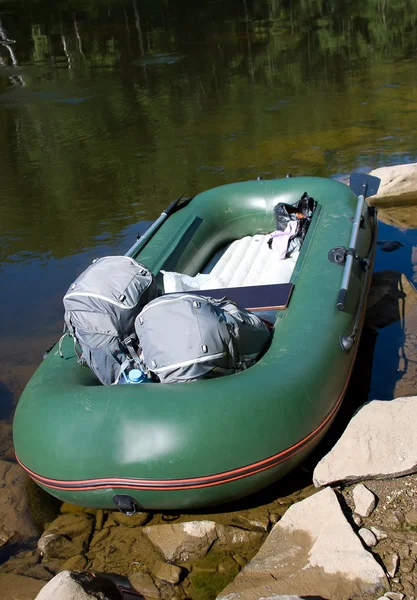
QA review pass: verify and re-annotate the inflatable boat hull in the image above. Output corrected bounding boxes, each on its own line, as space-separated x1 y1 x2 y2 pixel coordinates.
13 177 376 510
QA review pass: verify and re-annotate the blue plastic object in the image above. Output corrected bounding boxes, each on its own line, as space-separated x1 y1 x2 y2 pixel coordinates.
118 367 147 384
128 369 145 383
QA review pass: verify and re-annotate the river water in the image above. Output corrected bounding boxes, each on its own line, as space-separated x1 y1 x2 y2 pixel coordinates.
1 0 417 563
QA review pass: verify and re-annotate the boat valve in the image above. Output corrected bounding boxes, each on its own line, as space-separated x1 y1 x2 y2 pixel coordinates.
328 246 347 265
339 334 355 353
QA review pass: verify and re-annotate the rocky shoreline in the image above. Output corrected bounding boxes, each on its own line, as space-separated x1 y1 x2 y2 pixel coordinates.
1 164 417 600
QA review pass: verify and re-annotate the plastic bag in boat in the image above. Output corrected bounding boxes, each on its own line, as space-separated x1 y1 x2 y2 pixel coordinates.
135 293 271 384
61 256 157 385
161 270 224 293
273 191 317 256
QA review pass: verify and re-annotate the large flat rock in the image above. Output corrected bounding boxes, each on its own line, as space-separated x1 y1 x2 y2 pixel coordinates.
313 396 417 486
216 487 386 600
368 163 417 206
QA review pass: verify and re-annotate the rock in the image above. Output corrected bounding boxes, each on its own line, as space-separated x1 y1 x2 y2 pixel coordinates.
58 554 88 572
0 549 40 576
387 510 406 527
365 273 417 398
353 484 377 517
313 396 417 486
379 205 417 229
377 241 405 252
384 553 400 578
152 561 183 585
222 507 270 532
142 521 218 562
353 513 363 527
34 570 121 600
60 502 97 515
95 509 104 530
370 526 388 541
37 513 94 559
110 511 151 527
405 508 417 527
216 487 387 600
163 506 270 532
0 460 40 543
39 559 61 575
214 524 264 552
129 571 161 599
399 558 415 573
233 554 247 567
0 527 9 548
358 528 378 548
86 526 162 575
0 423 13 456
384 593 405 600
368 163 417 206
365 271 417 331
25 565 54 581
401 578 416 595
0 573 46 599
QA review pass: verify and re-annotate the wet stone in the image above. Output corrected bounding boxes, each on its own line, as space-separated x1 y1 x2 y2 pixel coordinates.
40 559 62 576
87 526 162 576
103 517 117 528
213 524 264 554
0 460 40 543
0 549 40 575
59 554 88 572
0 528 9 548
110 510 151 527
142 521 218 563
233 554 247 568
24 564 54 581
89 528 110 547
95 509 104 531
60 503 98 516
37 513 94 560
152 561 183 585
0 573 46 599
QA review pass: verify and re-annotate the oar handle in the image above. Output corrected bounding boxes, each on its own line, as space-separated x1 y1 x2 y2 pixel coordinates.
336 288 347 311
336 192 366 311
125 189 191 258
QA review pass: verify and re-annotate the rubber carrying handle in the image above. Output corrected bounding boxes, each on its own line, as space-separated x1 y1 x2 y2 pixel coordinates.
337 288 347 311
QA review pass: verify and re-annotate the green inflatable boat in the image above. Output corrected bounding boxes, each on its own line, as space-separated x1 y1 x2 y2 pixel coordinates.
13 174 379 511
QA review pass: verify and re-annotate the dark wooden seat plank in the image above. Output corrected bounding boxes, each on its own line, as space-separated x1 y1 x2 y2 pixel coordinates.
186 282 294 312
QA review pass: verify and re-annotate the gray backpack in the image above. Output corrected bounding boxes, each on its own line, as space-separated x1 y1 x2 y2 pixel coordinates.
135 293 271 383
61 256 157 385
